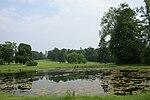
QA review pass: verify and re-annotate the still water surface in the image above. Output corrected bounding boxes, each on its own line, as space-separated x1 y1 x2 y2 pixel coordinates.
0 68 150 96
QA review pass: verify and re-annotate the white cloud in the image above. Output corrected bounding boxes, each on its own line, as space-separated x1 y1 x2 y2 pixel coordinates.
0 0 144 51
8 0 39 4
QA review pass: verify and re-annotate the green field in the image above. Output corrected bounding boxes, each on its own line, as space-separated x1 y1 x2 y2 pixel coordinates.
0 60 150 73
0 92 150 100
0 60 105 73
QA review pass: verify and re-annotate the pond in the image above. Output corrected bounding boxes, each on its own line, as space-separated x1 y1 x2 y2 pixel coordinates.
0 68 150 96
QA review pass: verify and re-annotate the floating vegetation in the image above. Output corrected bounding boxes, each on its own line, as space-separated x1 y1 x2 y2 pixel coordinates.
0 69 150 96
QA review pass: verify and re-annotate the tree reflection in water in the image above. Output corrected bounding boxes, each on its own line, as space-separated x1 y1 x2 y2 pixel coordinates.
0 69 150 96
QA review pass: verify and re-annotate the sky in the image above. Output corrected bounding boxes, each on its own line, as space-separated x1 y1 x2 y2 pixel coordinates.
0 0 144 52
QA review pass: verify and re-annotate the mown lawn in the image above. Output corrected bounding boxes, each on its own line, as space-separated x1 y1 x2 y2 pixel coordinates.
0 92 150 100
0 60 103 73
0 60 150 73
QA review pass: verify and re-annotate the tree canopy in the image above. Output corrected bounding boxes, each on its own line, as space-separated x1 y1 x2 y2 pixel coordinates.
99 1 150 65
0 42 16 65
15 43 32 64
68 52 87 64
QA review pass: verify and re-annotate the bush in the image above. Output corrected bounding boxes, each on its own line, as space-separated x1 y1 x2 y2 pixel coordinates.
68 52 87 64
0 59 5 65
77 54 87 64
26 60 38 66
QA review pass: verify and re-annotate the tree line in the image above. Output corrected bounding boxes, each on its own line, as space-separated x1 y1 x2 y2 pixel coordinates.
47 47 100 64
0 42 37 65
0 41 101 65
99 0 150 64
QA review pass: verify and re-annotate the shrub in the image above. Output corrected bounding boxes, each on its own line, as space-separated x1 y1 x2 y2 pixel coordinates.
26 60 38 66
68 52 87 64
77 54 87 64
0 59 5 65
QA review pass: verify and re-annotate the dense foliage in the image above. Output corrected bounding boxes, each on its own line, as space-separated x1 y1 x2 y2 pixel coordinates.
32 51 46 60
68 52 87 64
47 47 99 63
15 43 32 64
48 48 67 62
109 4 141 64
0 42 39 65
99 1 150 65
0 42 16 65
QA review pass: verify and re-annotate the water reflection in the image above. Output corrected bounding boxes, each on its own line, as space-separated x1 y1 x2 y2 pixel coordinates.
0 69 150 96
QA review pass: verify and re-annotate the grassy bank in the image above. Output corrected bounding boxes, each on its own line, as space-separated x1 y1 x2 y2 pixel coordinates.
0 92 150 100
0 60 103 73
0 60 150 73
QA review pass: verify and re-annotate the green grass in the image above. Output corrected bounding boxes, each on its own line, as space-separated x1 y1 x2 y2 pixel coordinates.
0 60 150 73
0 92 150 100
0 60 103 73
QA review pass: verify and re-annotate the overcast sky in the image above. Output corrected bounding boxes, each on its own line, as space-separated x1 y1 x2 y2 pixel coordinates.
0 0 144 52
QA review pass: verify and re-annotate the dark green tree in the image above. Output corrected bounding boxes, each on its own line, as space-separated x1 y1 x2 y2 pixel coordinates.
84 47 98 62
138 0 150 64
110 4 141 64
141 47 150 64
143 0 150 44
0 42 16 65
57 50 66 63
100 3 141 64
47 50 52 59
77 47 86 55
48 48 59 61
99 37 112 63
98 6 118 63
32 51 45 60
48 48 67 62
39 52 46 59
15 43 32 64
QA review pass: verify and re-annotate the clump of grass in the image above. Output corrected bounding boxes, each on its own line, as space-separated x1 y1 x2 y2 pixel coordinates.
1 92 150 100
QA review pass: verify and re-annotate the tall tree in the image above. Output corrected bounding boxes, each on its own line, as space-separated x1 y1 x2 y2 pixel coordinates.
99 6 118 63
100 3 141 64
144 0 150 41
0 42 16 65
15 43 32 64
139 0 150 64
110 4 141 64
138 0 150 47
